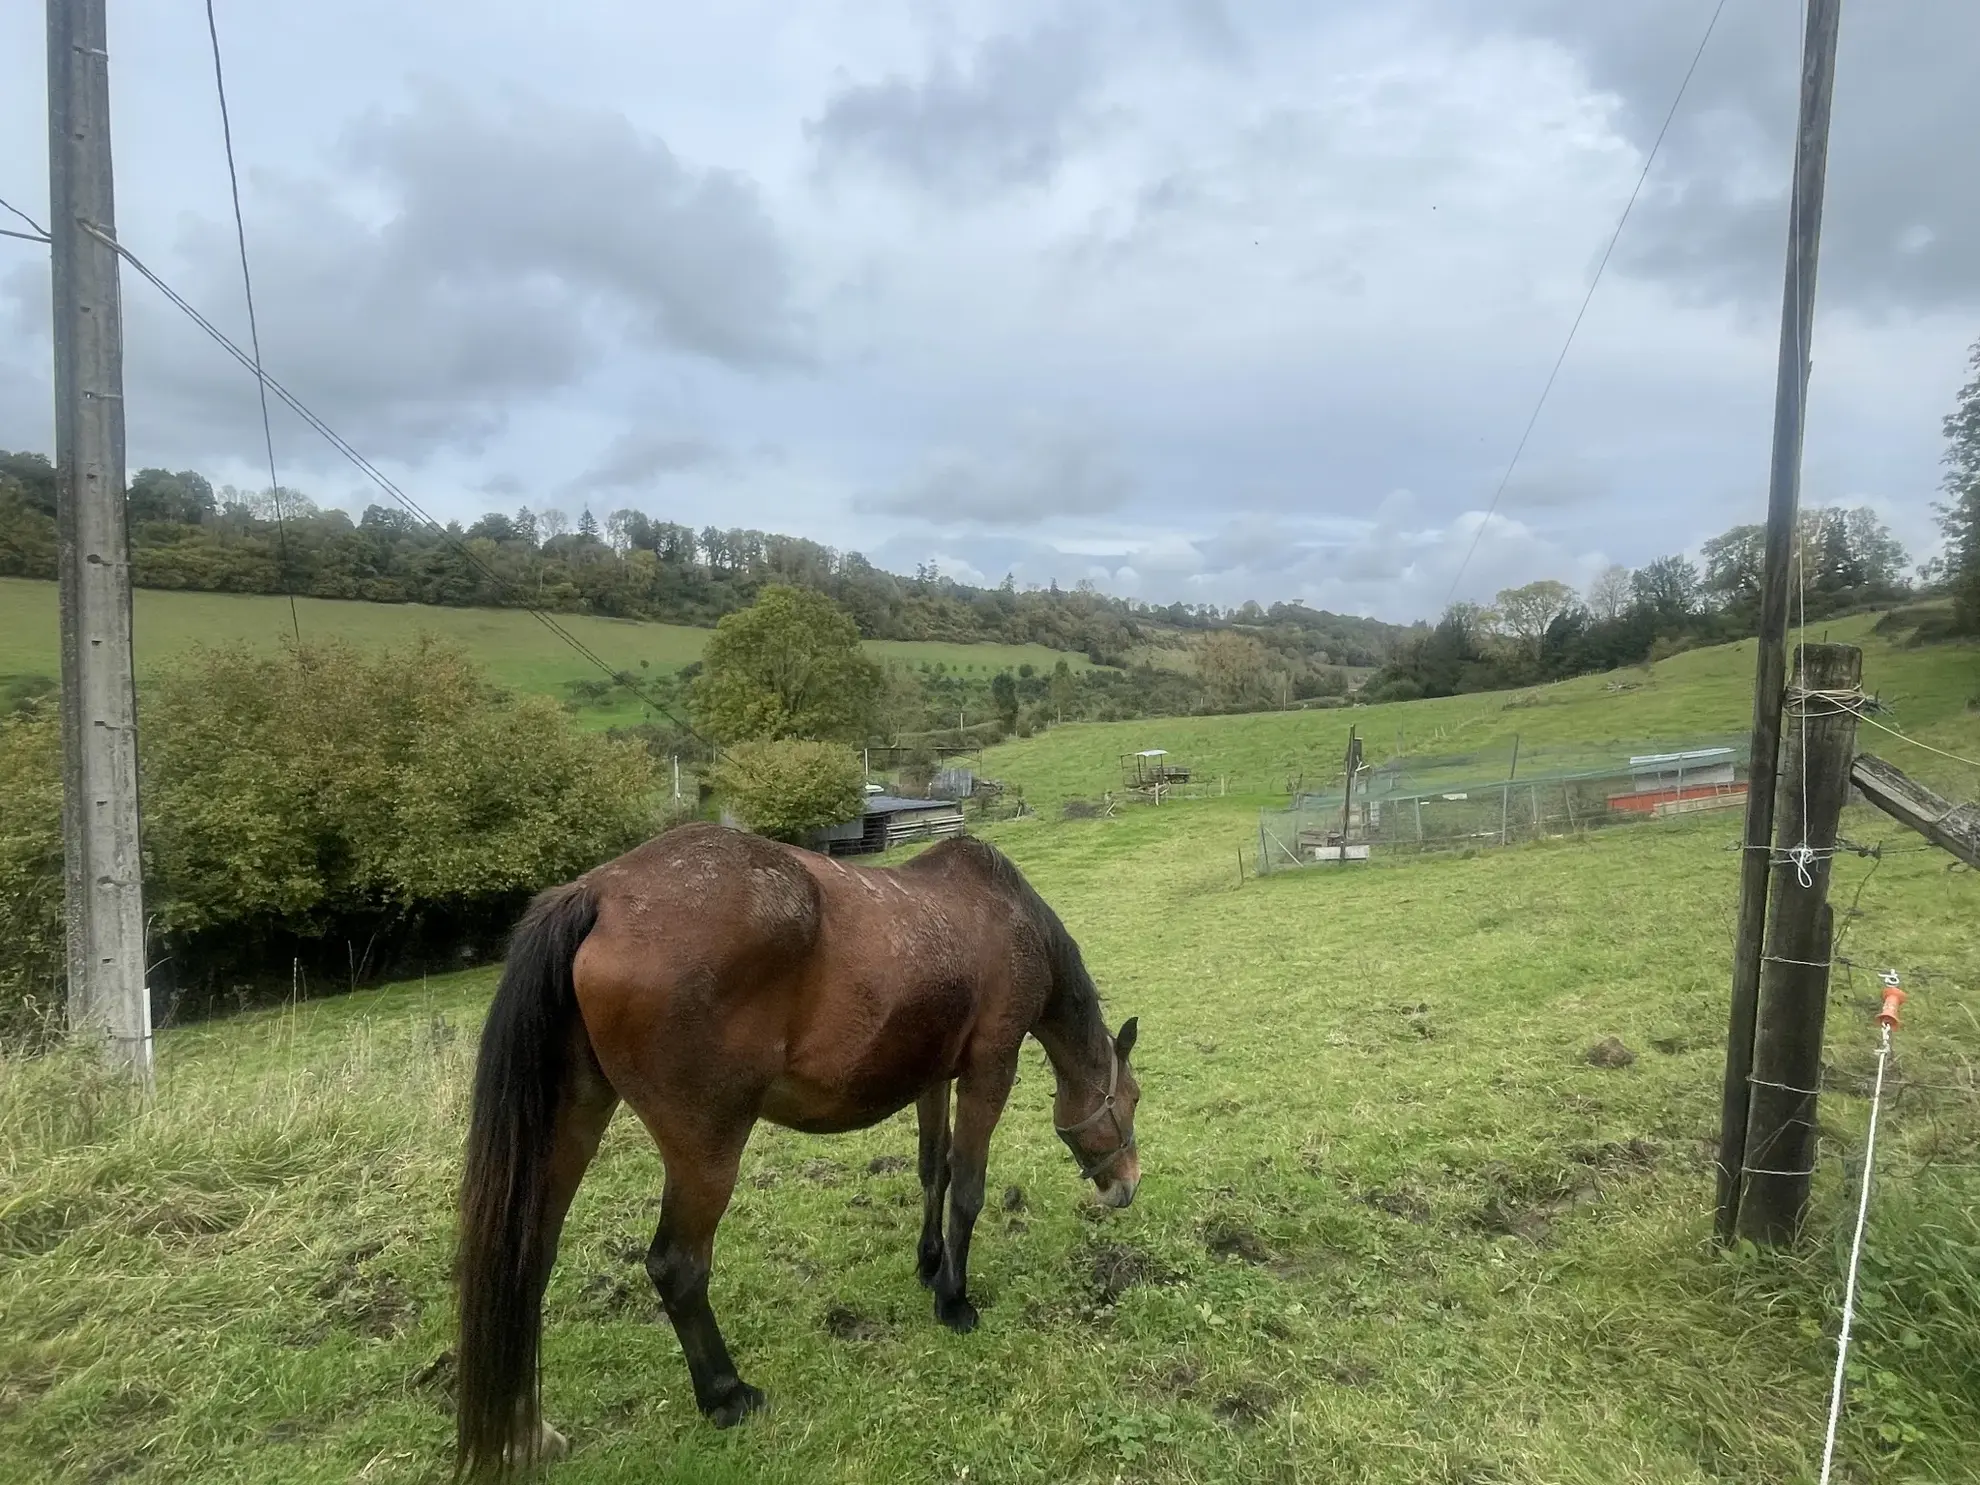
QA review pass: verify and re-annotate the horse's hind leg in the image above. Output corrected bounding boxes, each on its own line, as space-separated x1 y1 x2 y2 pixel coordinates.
520 1042 619 1463
915 1080 952 1287
642 1128 762 1427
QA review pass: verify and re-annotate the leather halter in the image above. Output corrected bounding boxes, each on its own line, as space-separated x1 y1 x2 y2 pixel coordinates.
1053 1048 1136 1182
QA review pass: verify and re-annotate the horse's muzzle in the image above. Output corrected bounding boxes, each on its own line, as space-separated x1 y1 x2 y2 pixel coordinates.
1096 1175 1137 1209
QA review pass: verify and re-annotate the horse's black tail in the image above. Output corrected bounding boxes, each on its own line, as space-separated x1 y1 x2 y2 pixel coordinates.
455 881 598 1480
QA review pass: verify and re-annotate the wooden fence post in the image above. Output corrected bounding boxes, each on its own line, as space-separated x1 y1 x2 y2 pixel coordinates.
1735 642 1861 1246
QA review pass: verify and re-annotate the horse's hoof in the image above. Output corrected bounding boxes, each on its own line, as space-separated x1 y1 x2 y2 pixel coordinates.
935 1295 979 1334
506 1419 569 1466
705 1379 766 1429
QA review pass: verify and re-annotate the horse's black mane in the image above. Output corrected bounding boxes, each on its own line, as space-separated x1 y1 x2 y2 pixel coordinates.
935 837 1102 1022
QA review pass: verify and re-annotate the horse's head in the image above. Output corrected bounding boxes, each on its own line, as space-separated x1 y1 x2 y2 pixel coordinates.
1055 1017 1140 1208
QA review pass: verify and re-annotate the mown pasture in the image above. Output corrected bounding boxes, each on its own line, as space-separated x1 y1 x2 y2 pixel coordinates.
0 622 1975 1484
0 578 1096 728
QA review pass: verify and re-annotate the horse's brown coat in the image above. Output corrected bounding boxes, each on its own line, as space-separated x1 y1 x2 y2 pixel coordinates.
454 823 1139 1478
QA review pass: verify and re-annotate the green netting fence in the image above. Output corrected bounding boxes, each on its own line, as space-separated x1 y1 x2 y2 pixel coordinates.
1257 735 1750 873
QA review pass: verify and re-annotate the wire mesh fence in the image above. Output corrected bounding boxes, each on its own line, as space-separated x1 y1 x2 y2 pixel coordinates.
1258 735 1750 873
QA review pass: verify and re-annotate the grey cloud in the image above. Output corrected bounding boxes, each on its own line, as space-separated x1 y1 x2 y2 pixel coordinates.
1498 457 1611 511
858 422 1131 525
1455 1 1980 313
3 88 800 473
563 428 725 497
347 88 802 368
808 21 1101 196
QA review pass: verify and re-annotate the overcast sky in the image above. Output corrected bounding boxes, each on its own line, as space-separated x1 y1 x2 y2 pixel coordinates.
3 1 1975 622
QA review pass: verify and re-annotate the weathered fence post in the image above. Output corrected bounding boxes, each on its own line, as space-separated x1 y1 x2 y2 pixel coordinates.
1735 642 1861 1246
1716 0 1844 1241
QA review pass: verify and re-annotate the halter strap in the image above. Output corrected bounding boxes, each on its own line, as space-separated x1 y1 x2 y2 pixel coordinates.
1053 1047 1135 1182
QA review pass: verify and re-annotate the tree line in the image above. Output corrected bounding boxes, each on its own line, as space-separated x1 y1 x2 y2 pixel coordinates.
1369 505 1922 701
0 450 1402 672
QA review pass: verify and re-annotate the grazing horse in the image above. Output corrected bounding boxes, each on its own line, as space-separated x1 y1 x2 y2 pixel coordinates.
454 822 1142 1477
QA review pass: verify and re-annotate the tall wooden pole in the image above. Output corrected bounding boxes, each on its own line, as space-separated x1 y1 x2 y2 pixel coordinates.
49 0 151 1080
1715 0 1842 1242
1736 643 1861 1245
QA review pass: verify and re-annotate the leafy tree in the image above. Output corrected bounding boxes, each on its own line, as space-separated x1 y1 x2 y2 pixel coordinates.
1585 564 1632 621
0 701 64 1039
709 740 864 843
0 639 658 1035
1943 338 1980 631
128 468 217 525
578 508 600 541
1198 630 1270 709
692 585 881 742
1493 580 1575 659
1049 659 1077 722
990 671 1019 728
1702 526 1765 609
1630 555 1702 625
1841 507 1908 591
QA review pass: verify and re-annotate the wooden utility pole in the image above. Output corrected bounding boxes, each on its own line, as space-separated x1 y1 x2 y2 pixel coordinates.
48 0 151 1080
1715 0 1843 1242
1736 643 1861 1245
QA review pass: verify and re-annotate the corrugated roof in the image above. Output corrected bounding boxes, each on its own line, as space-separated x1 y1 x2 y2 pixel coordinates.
862 795 965 814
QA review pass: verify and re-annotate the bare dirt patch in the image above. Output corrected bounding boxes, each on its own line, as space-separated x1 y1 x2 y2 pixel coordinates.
823 1305 889 1341
1364 1186 1432 1223
1213 1379 1279 1425
1087 1243 1179 1303
1203 1218 1272 1265
1585 1037 1637 1069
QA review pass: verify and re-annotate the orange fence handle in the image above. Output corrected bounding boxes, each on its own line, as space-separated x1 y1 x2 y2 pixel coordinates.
1877 970 1905 1029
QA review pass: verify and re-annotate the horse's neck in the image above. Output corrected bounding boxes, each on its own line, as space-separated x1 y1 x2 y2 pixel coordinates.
1034 994 1110 1089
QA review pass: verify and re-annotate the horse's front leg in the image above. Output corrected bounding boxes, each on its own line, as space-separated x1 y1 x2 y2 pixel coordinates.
915 1080 952 1287
932 1057 1015 1334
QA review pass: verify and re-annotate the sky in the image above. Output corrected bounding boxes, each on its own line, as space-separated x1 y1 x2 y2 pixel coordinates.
2 0 1975 623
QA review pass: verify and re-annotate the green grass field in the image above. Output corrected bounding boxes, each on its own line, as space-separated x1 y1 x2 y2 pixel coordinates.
980 613 1980 807
2 621 1977 1483
0 578 1094 728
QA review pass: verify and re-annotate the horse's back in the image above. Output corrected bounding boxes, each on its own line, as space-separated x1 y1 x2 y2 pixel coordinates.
569 824 1050 1130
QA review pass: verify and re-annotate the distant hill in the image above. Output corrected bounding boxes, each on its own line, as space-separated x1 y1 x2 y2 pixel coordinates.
0 449 1411 681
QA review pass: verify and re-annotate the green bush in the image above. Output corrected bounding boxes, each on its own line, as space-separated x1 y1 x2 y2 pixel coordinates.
692 586 881 742
709 740 864 843
0 704 65 1041
0 639 659 1038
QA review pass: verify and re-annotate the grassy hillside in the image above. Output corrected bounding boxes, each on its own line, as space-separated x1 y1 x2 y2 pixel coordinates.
980 613 1979 806
0 578 1095 728
1 614 1975 1483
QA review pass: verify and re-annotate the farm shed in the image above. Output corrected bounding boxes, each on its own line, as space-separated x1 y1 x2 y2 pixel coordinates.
1606 747 1746 817
811 794 967 857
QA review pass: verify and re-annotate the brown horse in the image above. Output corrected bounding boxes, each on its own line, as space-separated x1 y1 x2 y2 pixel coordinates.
454 822 1142 1476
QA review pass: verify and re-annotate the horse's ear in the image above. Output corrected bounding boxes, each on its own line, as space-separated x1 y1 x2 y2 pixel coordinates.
1115 1017 1139 1062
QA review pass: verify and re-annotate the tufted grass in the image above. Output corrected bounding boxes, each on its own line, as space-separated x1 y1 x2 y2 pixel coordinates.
3 788 1977 1483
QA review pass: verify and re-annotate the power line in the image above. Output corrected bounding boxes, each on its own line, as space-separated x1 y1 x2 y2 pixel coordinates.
0 191 49 239
202 0 301 650
86 221 710 745
1444 0 1728 608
